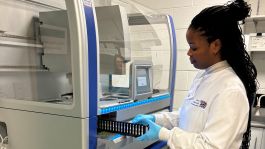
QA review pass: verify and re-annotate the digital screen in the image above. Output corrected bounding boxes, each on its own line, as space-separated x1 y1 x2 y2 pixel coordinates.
136 68 150 94
137 77 147 86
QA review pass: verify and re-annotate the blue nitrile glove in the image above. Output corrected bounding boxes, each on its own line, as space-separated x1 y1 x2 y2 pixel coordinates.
131 114 155 123
136 119 161 141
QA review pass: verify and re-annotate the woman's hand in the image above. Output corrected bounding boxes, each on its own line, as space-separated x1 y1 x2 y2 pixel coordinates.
131 114 161 141
131 114 155 123
136 119 161 141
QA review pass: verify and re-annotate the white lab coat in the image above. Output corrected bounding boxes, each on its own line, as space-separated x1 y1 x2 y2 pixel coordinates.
154 61 249 149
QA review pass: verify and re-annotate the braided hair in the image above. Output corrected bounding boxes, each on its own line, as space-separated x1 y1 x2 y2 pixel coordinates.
188 0 258 148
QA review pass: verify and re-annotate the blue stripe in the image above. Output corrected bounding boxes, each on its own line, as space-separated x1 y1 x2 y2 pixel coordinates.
84 4 98 149
87 117 97 149
108 134 123 141
168 15 177 112
100 94 170 114
84 4 97 118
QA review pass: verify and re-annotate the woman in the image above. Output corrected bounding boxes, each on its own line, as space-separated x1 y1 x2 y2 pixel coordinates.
132 0 257 148
114 54 125 74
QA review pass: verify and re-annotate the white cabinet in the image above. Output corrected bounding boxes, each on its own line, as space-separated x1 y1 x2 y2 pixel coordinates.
244 15 265 34
250 127 265 149
244 16 265 58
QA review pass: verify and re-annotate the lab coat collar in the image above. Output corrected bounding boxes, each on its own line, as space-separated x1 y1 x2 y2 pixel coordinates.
204 60 230 75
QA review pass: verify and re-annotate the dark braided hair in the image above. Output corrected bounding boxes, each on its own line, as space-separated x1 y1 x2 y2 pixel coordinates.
188 0 258 148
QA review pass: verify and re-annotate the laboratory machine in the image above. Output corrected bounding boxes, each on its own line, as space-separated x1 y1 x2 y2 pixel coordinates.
0 0 177 148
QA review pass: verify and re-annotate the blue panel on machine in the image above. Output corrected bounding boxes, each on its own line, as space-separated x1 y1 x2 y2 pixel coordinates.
100 94 170 114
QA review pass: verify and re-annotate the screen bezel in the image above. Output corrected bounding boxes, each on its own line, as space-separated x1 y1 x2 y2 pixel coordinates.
130 61 153 100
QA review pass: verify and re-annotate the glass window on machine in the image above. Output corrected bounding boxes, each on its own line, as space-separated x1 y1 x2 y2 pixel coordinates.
95 0 172 101
0 0 73 104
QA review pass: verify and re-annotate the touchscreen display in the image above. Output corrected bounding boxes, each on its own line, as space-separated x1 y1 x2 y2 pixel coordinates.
136 68 150 94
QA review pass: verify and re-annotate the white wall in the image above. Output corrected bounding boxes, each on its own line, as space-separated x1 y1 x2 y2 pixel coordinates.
132 0 265 110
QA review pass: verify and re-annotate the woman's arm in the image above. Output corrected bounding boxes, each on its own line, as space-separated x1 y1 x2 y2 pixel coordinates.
154 110 180 129
159 89 249 149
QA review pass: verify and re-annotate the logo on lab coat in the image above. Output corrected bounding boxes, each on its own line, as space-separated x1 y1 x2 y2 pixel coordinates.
191 99 207 109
